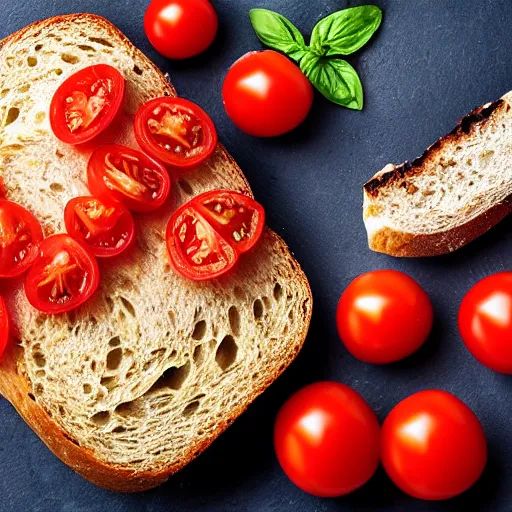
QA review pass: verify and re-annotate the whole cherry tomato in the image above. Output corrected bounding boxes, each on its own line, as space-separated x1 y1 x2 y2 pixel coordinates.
382 390 487 500
459 272 512 373
222 50 313 137
337 270 434 364
274 382 380 497
50 64 125 145
144 0 218 60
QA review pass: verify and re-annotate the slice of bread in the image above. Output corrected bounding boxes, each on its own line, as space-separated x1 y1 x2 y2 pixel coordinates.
0 14 312 492
363 94 512 257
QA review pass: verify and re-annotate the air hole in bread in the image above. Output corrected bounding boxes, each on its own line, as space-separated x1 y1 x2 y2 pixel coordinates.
27 57 37 67
34 44 43 51
183 400 200 417
107 336 120 348
216 335 238 371
5 107 20 126
273 283 283 301
50 183 64 193
89 37 114 48
0 89 10 98
34 383 44 395
34 111 46 124
106 348 123 370
115 401 143 418
91 360 97 371
83 384 92 394
192 320 206 340
289 310 294 321
252 372 259 380
120 296 135 316
55 149 64 158
35 369 46 377
28 393 35 402
193 344 205 365
61 53 79 65
133 65 143 76
177 179 193 195
55 68 63 76
91 411 111 426
253 299 263 319
112 426 126 434
100 376 117 390
228 306 240 336
151 361 191 392
77 45 96 52
33 351 46 368
19 84 31 93
58 405 66 416
262 296 271 309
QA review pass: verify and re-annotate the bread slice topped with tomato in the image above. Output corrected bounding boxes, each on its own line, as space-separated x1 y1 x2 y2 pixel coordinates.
0 13 312 491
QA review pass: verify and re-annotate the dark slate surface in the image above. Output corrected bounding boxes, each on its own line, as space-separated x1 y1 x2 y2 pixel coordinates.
1 0 511 510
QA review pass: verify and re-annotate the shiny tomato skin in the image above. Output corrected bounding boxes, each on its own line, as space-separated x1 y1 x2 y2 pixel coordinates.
64 196 135 258
134 97 217 169
50 64 125 145
274 382 380 498
0 296 10 360
24 234 100 314
459 273 512 373
337 270 434 364
382 390 487 501
222 50 313 137
0 200 43 278
87 144 171 213
144 0 218 60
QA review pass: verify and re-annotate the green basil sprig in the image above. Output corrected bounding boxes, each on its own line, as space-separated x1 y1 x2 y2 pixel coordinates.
249 6 382 110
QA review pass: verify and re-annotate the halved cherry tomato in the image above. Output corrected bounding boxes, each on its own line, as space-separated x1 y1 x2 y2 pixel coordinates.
459 272 512 373
274 382 381 497
0 296 10 359
64 196 135 258
50 64 125 145
144 0 218 60
166 190 265 281
25 234 100 314
0 200 43 278
337 270 434 364
135 97 217 169
381 390 487 500
87 144 171 213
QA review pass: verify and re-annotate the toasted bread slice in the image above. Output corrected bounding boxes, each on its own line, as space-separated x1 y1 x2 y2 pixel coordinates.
0 14 312 491
363 95 512 257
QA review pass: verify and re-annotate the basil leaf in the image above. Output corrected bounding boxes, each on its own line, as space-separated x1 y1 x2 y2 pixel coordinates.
311 5 382 57
300 53 363 109
249 9 308 62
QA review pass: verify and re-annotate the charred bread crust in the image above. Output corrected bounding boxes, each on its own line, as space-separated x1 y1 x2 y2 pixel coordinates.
364 99 506 197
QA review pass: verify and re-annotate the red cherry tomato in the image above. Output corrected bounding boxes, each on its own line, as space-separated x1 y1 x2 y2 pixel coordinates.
87 144 171 213
50 65 125 145
274 382 380 498
459 272 512 373
222 50 313 137
382 390 487 500
64 196 135 258
135 97 217 169
144 0 218 60
0 200 43 278
166 190 265 281
24 234 100 314
336 270 434 364
0 296 10 360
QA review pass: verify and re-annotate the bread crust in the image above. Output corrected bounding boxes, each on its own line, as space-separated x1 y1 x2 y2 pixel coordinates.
0 13 312 491
363 97 512 257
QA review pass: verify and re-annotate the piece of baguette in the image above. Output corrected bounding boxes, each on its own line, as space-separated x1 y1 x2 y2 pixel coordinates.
363 95 512 257
0 14 312 492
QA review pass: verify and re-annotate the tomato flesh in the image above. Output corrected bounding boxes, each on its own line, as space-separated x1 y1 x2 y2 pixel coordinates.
0 296 10 360
50 64 125 145
64 196 135 258
144 0 218 60
25 234 100 314
382 390 487 500
274 382 381 497
459 272 512 373
337 270 433 364
222 50 314 137
87 144 171 212
135 97 217 168
0 200 43 278
166 190 264 281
